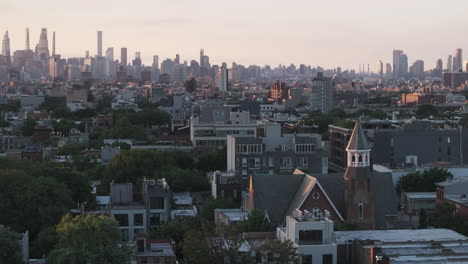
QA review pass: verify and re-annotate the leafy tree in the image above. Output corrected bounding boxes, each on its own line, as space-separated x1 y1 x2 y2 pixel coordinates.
335 221 359 231
52 119 76 136
183 229 247 264
416 104 438 118
102 116 146 140
396 168 452 194
328 108 347 119
158 168 210 192
33 163 92 203
0 225 23 264
47 214 133 264
182 230 212 263
429 202 468 235
235 210 274 233
0 169 74 255
31 226 58 259
55 144 82 156
252 239 300 264
195 147 227 172
21 118 36 136
104 150 197 189
200 198 238 223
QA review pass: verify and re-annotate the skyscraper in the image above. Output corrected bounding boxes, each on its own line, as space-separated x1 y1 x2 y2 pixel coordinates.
436 59 443 71
447 55 453 71
25 28 30 50
2 30 11 65
377 60 384 77
392 50 403 79
52 31 56 56
121 48 127 66
409 60 424 79
385 63 392 79
105 47 114 61
216 67 229 92
97 31 103 57
200 49 204 67
453 49 463 72
35 28 50 61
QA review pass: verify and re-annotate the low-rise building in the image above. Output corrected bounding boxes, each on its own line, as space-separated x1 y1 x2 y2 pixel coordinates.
334 229 468 264
277 209 337 264
109 179 171 243
227 122 328 179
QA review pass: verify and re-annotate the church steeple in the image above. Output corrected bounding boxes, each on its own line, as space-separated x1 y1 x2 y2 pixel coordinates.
346 121 371 168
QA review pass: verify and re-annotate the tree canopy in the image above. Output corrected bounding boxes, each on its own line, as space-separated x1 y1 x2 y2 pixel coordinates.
0 225 23 264
47 214 133 264
396 168 452 194
235 210 274 233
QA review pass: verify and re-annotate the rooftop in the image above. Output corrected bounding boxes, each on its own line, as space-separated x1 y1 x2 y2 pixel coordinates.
334 229 467 245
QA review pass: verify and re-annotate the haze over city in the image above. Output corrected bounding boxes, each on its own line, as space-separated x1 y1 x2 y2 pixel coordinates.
2 0 468 69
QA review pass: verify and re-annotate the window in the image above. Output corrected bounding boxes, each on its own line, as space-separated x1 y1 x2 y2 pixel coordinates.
120 229 129 242
150 213 164 226
114 214 129 226
150 197 164 209
358 154 363 162
302 255 312 264
299 230 323 245
312 207 322 218
323 254 333 264
312 192 320 199
134 214 144 226
351 155 355 162
136 239 145 252
358 202 364 219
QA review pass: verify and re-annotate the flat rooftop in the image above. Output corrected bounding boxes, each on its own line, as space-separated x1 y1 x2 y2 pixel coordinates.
333 229 467 244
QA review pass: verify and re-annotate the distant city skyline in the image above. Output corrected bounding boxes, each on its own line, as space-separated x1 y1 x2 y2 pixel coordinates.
2 0 468 70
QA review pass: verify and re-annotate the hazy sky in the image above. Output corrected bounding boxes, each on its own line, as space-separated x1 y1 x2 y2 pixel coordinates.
2 0 468 71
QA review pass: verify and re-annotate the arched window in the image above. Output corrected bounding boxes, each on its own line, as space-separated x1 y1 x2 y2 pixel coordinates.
358 202 364 219
365 155 368 163
351 154 356 162
358 155 363 163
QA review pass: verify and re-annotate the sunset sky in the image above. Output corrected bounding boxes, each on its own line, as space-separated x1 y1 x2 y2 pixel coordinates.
2 0 468 70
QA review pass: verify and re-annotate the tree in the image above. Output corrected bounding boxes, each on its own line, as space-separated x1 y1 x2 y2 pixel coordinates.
416 104 438 118
0 225 23 264
335 221 359 231
396 168 452 194
0 169 74 249
235 210 274 233
183 229 247 264
21 118 36 136
47 214 133 264
200 198 239 223
253 239 300 264
102 116 146 140
182 230 212 263
195 147 227 173
158 168 210 192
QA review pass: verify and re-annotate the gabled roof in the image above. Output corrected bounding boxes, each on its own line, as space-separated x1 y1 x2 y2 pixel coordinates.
286 170 344 221
346 120 370 151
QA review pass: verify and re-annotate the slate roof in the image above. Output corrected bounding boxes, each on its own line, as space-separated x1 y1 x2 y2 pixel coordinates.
252 169 398 229
346 121 370 151
252 174 305 225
